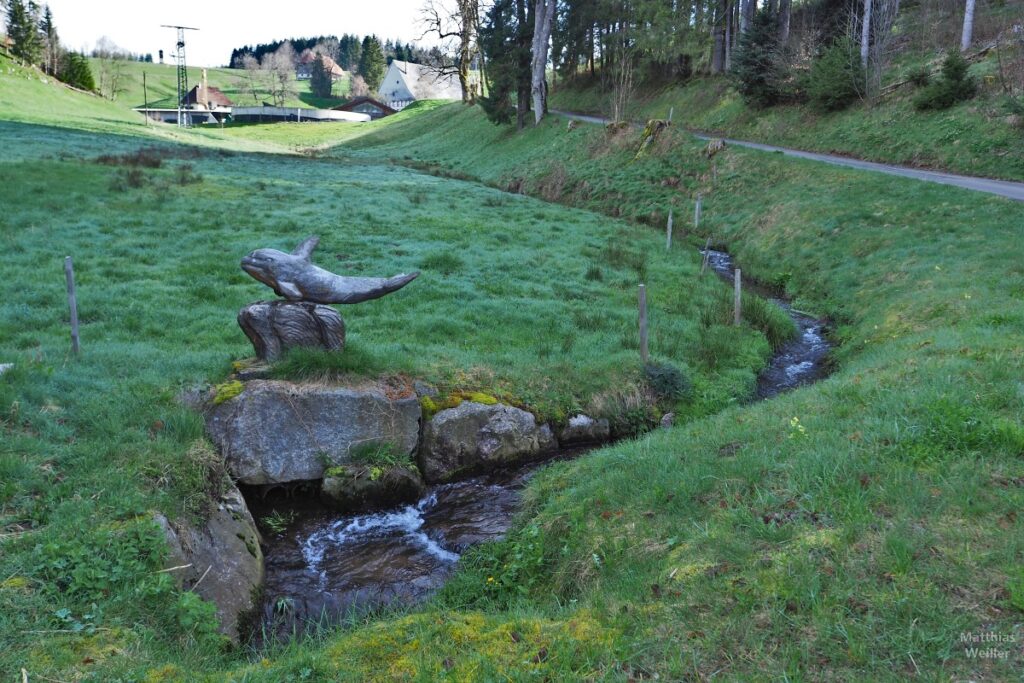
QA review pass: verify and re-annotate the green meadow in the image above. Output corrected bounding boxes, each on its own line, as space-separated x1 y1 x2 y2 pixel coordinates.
2 52 1024 681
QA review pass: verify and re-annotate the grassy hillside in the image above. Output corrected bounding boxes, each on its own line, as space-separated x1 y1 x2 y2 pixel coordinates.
550 57 1024 181
89 58 351 111
2 59 1023 681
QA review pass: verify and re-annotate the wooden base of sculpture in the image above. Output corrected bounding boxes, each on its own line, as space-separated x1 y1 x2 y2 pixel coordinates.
238 301 345 361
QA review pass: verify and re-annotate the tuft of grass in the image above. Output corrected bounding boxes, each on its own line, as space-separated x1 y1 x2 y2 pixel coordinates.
347 441 413 470
417 251 464 275
268 346 389 382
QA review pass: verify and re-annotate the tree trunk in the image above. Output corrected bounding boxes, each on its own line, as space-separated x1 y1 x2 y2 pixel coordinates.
588 26 595 76
724 2 732 71
778 0 791 44
711 0 727 73
516 0 531 130
960 0 976 52
741 0 755 34
532 0 557 124
860 0 873 69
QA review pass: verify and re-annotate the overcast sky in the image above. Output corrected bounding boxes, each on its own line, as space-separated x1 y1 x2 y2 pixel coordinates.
45 0 428 67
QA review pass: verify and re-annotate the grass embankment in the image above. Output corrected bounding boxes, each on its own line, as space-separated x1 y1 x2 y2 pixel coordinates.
550 61 1024 181
0 93 783 678
87 58 351 111
230 105 1024 680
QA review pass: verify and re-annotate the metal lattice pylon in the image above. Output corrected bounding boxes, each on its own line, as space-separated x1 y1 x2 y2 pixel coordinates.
161 24 199 127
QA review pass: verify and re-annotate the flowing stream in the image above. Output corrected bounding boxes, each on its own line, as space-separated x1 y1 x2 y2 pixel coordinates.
700 248 831 398
250 248 832 640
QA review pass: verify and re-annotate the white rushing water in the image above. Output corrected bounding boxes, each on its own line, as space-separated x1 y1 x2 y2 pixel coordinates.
301 492 460 587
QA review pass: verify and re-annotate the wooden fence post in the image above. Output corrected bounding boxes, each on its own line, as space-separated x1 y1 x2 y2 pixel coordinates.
734 269 742 326
694 193 702 228
699 237 712 277
638 284 649 363
668 106 673 124
65 256 80 355
665 210 673 250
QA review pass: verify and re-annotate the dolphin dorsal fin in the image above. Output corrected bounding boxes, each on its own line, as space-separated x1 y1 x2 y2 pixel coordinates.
292 235 320 261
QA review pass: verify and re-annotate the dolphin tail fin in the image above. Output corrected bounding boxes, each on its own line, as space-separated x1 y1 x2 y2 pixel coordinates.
384 272 420 294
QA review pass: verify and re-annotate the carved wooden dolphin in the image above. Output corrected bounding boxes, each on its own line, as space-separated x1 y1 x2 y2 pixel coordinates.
241 236 419 304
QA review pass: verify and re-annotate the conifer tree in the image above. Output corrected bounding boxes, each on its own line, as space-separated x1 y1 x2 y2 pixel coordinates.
358 35 386 92
39 3 58 75
310 53 333 98
59 51 94 90
731 7 788 108
5 0 42 64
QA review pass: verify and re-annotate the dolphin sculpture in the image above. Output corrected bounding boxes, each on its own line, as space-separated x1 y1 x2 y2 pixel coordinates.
241 236 419 304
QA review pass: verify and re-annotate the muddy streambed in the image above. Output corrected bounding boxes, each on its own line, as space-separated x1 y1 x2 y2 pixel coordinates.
249 249 832 640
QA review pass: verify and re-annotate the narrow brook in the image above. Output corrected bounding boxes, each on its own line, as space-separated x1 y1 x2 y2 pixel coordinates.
701 248 832 398
251 249 833 640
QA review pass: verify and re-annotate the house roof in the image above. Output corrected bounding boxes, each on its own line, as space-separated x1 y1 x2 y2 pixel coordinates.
298 49 345 77
384 60 462 101
183 84 233 107
332 96 397 115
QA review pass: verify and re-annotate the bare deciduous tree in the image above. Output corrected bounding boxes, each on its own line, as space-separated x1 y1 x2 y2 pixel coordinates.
262 42 298 106
240 54 263 103
95 36 128 101
610 48 635 123
349 74 370 97
420 0 481 103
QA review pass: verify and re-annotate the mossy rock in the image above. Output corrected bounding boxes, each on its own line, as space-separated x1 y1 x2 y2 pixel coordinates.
212 380 244 405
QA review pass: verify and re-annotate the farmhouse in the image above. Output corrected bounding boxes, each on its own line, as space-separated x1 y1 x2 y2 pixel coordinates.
295 50 346 81
377 60 462 109
332 96 396 120
135 70 232 125
183 84 233 109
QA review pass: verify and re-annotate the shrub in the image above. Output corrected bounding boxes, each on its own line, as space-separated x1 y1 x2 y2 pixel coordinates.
907 65 931 87
806 39 864 112
913 51 977 111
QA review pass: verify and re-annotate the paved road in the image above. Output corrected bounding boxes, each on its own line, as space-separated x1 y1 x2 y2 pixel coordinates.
551 109 1024 202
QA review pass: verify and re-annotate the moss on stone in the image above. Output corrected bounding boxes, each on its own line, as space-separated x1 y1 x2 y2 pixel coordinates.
212 380 244 405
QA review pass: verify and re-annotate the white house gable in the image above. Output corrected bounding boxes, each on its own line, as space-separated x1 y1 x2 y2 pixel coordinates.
378 61 463 106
